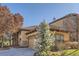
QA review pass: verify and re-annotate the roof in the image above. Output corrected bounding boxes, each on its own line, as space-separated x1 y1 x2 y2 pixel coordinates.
20 25 38 31
25 26 70 35
49 13 79 25
20 13 78 34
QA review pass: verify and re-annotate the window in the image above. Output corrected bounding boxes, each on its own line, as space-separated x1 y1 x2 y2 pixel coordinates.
55 34 64 42
61 35 64 40
19 38 21 41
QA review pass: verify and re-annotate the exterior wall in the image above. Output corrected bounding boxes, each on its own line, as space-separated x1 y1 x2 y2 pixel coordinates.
51 31 70 49
18 31 29 47
51 31 70 42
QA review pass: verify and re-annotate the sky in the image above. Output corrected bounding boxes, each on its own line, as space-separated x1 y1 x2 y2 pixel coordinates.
1 3 79 27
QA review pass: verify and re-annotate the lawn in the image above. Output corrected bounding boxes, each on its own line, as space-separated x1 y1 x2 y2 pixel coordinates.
62 49 79 56
51 49 79 56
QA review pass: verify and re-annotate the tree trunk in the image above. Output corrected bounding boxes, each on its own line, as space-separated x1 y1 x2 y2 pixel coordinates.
1 36 3 48
12 32 19 47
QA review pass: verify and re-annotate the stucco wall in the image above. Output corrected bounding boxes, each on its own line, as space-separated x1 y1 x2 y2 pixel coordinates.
18 31 29 47
52 31 70 42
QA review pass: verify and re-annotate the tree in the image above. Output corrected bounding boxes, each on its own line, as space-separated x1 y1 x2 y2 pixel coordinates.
0 6 23 47
35 20 52 56
0 6 23 36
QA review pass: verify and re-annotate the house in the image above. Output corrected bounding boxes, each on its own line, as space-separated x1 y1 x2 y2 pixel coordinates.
17 26 70 49
17 13 79 49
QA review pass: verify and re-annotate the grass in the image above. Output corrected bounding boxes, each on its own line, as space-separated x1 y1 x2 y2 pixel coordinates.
62 49 79 56
51 49 79 56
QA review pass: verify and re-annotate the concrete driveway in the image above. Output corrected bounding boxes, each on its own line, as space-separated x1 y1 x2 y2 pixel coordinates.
0 48 35 56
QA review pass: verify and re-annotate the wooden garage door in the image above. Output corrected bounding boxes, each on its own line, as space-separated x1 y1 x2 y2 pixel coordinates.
29 39 35 48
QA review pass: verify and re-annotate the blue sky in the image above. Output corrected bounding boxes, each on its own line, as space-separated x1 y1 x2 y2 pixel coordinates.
1 3 79 27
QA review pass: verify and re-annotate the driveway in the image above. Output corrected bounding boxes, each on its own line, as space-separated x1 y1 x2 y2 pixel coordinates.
0 48 35 56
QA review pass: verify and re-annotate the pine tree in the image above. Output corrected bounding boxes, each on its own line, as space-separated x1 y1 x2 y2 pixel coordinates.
35 20 53 56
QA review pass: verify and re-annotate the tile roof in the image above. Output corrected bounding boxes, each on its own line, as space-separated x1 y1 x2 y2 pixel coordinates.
20 13 79 34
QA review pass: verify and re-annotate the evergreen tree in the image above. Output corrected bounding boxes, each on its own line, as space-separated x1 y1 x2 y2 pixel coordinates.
35 20 53 56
